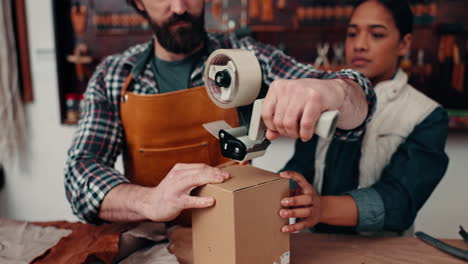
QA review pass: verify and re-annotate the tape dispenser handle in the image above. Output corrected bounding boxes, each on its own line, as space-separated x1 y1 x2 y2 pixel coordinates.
249 99 339 141
315 110 339 139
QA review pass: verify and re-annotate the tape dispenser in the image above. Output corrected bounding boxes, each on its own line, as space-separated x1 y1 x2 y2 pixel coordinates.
203 49 339 162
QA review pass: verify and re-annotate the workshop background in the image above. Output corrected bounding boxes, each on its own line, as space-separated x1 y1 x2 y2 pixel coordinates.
0 0 467 238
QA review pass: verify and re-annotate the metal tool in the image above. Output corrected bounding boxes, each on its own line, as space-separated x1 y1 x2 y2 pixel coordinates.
415 231 468 261
0 164 5 190
314 42 330 69
332 42 345 67
459 226 468 242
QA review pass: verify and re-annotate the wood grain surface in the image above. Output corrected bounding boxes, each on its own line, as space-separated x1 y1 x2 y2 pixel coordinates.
291 233 468 264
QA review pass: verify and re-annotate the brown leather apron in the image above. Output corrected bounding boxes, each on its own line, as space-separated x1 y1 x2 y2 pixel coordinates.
119 74 239 187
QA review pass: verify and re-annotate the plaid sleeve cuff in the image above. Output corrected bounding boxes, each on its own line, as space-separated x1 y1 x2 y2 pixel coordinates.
321 69 376 141
345 187 385 232
65 159 130 225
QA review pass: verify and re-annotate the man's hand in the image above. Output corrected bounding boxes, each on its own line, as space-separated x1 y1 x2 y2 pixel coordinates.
138 163 231 222
262 78 367 142
99 163 230 223
278 171 321 233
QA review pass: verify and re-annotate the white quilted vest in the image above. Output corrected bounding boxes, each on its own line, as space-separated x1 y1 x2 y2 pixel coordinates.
313 69 439 193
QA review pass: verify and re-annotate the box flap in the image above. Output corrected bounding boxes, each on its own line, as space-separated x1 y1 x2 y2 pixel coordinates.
209 165 282 192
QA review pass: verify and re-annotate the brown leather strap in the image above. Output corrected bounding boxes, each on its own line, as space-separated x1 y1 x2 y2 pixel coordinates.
120 73 133 99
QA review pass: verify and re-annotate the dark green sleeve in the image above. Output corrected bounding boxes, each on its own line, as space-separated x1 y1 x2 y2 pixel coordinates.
281 136 319 188
372 107 449 232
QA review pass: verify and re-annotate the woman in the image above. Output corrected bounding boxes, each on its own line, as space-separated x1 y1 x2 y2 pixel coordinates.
279 0 449 235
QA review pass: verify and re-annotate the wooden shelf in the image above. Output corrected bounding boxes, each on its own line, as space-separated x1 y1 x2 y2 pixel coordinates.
52 0 468 127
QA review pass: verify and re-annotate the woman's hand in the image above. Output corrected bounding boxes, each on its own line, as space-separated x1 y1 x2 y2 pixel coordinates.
168 227 193 264
279 170 322 233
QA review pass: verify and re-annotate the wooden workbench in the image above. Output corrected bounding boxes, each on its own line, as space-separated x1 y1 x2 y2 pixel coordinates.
26 221 468 263
291 233 468 263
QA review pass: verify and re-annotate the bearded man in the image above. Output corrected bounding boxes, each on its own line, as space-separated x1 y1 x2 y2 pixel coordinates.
64 0 375 227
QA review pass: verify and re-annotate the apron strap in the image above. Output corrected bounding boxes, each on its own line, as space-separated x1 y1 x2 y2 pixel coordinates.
120 73 133 101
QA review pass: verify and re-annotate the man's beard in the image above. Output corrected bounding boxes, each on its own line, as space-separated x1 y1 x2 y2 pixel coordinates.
150 12 206 54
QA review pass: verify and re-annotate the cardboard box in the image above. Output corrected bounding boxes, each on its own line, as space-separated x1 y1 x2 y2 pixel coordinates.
192 165 290 264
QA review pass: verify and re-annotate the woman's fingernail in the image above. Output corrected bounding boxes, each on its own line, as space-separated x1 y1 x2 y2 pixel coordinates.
280 210 288 217
281 199 289 206
282 226 289 232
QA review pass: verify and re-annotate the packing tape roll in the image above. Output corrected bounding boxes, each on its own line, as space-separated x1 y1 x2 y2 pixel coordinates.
204 49 339 140
204 49 262 109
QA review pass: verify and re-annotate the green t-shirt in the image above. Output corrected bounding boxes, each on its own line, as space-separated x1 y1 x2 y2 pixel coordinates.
151 51 202 94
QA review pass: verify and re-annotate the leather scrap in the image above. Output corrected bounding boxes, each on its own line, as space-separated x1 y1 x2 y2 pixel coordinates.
31 221 133 264
0 219 71 264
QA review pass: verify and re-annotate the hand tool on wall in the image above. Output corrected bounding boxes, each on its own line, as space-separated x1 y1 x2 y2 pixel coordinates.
413 0 424 25
332 42 345 67
315 0 324 26
277 0 286 9
295 3 305 28
452 44 465 93
410 49 426 90
71 3 87 38
203 49 339 161
70 3 92 83
336 0 346 25
344 0 354 20
236 0 252 37
400 51 412 75
460 226 468 242
305 0 316 26
427 0 437 24
436 34 455 96
314 42 331 70
438 35 455 63
261 0 274 22
93 13 149 32
415 231 468 262
66 43 92 82
0 165 5 191
212 0 222 19
220 0 230 32
249 0 260 18
240 0 249 27
324 0 334 26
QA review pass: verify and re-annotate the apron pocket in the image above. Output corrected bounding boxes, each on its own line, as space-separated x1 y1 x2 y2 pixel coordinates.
137 141 211 185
